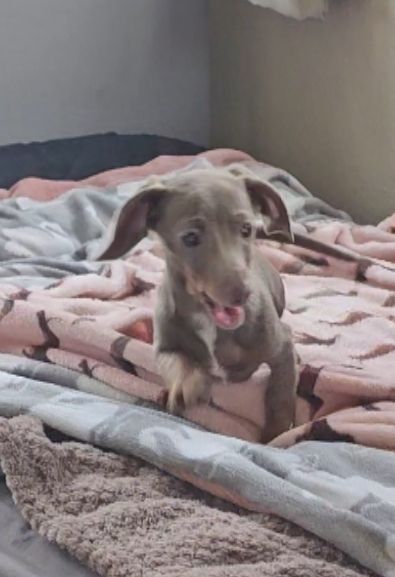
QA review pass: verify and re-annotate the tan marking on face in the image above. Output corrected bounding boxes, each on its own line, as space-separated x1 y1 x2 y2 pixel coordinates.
183 265 206 299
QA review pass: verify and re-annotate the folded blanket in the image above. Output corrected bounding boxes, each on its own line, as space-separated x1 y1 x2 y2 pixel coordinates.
0 151 393 447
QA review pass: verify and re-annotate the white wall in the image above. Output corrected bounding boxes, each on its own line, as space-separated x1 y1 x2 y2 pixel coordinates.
210 0 395 223
0 0 209 146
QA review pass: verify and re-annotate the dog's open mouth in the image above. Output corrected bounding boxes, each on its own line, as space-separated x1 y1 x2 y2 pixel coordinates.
203 293 245 330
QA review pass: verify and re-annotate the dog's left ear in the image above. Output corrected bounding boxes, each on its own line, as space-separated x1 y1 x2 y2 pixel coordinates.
228 166 293 242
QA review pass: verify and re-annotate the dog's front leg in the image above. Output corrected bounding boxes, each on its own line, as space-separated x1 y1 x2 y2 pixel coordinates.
262 331 299 443
157 351 210 414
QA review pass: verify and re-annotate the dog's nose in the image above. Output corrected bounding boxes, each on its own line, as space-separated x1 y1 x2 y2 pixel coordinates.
230 286 250 307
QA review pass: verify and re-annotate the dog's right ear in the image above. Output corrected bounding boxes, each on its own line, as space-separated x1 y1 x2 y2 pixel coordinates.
97 180 168 260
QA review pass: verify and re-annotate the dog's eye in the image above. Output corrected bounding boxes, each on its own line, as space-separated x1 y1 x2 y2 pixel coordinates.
181 231 201 247
241 222 252 238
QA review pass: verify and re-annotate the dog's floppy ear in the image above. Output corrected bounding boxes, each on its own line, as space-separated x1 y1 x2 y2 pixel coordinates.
228 165 293 242
97 179 168 260
244 178 293 242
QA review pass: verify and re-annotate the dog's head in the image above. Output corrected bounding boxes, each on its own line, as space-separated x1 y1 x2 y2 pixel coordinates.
99 167 292 330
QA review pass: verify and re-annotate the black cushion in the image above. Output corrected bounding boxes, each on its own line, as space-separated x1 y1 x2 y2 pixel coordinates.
0 132 205 189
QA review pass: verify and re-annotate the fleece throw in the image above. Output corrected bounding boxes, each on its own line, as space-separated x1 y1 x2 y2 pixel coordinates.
0 149 394 575
0 415 377 577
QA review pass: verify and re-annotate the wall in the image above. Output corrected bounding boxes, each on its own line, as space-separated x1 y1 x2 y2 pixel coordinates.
210 0 395 222
0 0 209 146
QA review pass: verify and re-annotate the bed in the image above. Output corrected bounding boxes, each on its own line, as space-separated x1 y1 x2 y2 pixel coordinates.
0 133 394 577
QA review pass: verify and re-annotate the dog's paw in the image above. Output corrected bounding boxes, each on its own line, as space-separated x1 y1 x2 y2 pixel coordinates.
167 367 210 414
156 351 211 414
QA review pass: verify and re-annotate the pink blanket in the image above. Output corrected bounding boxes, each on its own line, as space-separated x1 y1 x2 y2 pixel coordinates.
0 150 394 449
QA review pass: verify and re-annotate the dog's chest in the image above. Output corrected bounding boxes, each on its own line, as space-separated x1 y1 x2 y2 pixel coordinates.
190 311 224 375
191 311 256 382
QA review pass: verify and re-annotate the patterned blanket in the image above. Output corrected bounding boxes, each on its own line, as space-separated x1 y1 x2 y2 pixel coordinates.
0 150 393 446
0 149 394 576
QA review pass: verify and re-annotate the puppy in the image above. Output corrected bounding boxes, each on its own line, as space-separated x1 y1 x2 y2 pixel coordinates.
99 167 298 442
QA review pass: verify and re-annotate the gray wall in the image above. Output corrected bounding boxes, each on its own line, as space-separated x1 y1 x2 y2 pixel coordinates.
210 0 395 223
0 0 209 146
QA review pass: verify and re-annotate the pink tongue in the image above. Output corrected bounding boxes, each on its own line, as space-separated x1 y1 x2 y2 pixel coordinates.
212 304 243 329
